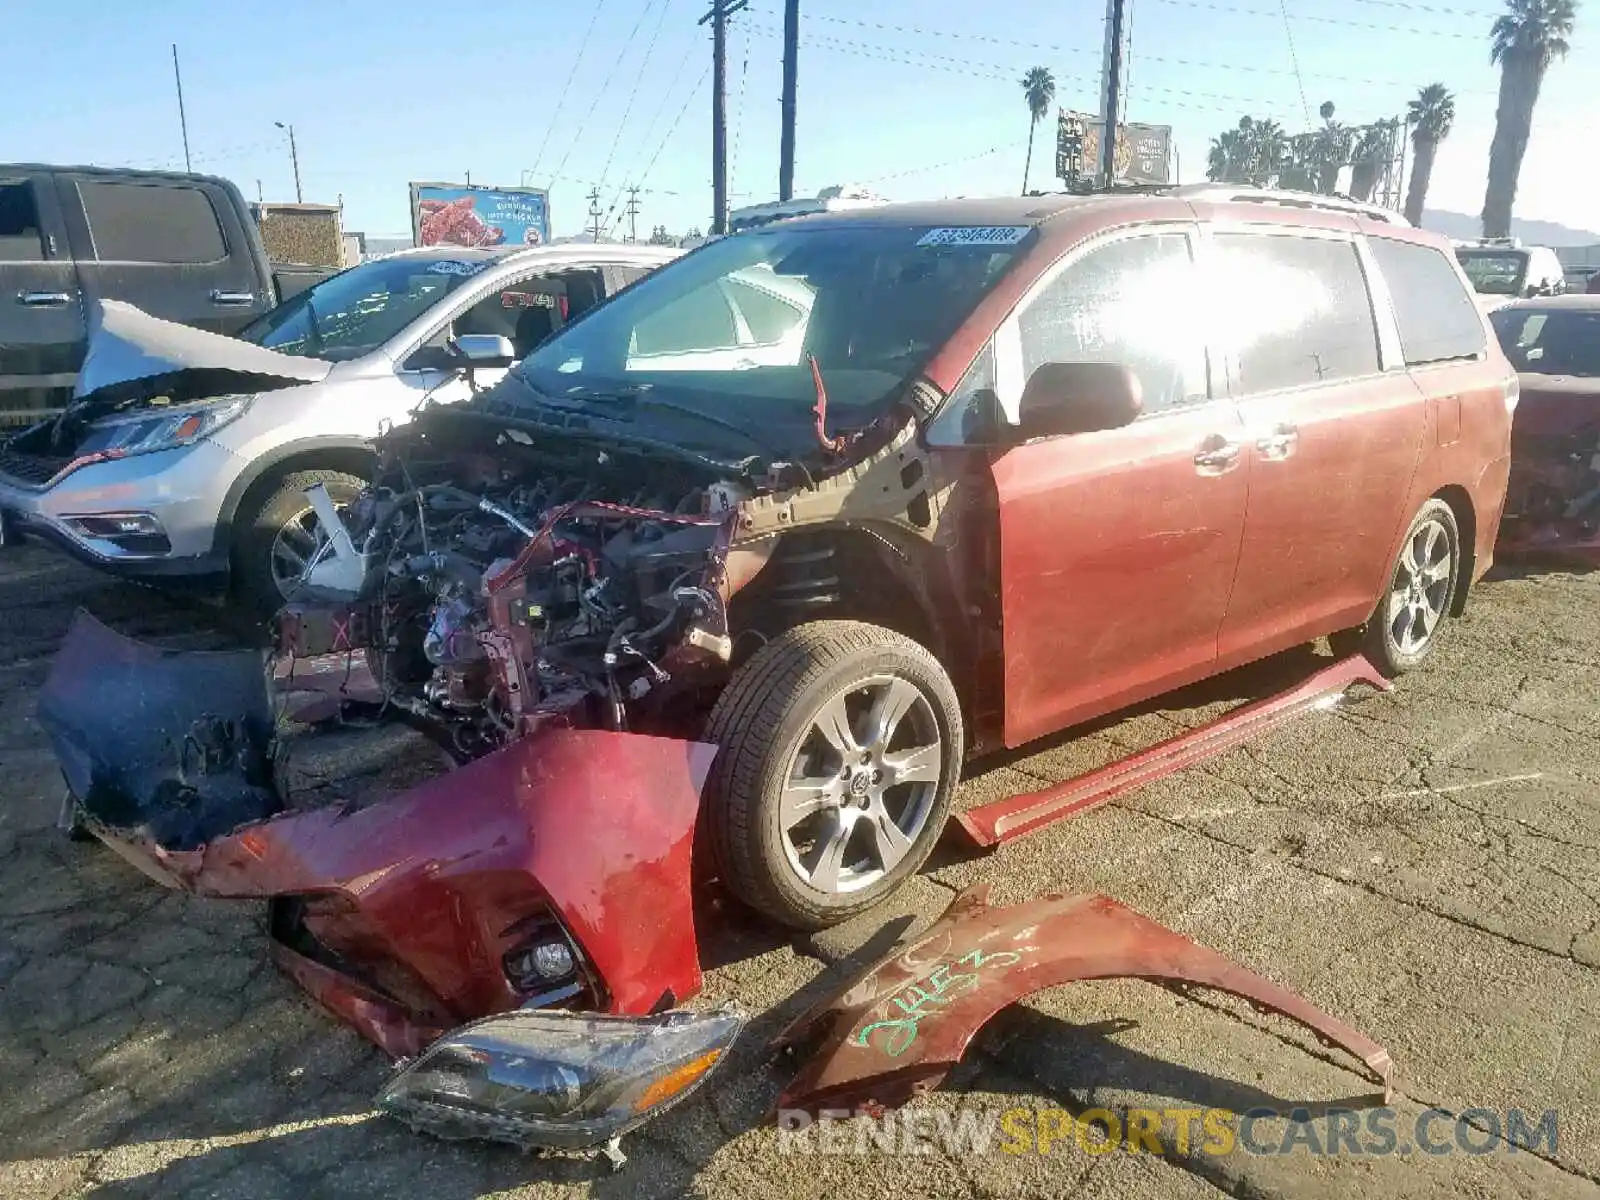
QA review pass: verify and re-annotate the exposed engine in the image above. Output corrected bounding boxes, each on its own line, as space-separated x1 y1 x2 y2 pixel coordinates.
276 431 750 759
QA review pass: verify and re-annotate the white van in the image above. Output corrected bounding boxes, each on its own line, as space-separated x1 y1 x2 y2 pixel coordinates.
1455 238 1566 305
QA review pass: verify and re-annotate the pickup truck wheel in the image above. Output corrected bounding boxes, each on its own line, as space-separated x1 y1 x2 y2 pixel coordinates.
233 470 367 620
703 620 963 930
1331 498 1460 676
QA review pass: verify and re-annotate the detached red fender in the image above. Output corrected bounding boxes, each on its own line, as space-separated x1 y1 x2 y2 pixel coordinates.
93 729 716 1052
776 885 1394 1116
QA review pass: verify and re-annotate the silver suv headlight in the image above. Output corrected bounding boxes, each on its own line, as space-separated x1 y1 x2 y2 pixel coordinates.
77 395 254 457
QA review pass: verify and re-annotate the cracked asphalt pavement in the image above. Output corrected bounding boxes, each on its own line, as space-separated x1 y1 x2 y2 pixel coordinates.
2 545 1598 1199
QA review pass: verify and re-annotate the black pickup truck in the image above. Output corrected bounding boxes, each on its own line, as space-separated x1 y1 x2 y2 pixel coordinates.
0 164 338 425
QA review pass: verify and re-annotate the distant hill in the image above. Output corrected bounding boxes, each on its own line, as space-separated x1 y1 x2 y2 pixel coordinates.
1422 209 1600 246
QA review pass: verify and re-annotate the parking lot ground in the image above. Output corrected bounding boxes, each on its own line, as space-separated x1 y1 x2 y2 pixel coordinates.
1 543 1598 1199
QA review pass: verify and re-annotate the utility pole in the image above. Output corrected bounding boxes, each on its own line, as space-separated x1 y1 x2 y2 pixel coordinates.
275 122 302 202
779 0 799 201
171 45 192 174
1098 0 1130 188
699 0 749 235
586 187 605 241
624 186 642 242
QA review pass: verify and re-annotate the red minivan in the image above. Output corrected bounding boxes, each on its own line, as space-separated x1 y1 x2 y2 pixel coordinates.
43 186 1514 1049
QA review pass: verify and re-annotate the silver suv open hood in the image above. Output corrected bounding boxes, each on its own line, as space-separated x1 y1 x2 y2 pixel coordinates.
74 299 330 405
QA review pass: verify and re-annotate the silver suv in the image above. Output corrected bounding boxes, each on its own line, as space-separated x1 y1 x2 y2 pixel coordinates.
0 242 679 613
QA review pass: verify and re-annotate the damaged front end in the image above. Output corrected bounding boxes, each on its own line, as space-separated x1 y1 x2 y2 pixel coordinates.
39 607 738 1154
1498 375 1600 565
41 612 717 1044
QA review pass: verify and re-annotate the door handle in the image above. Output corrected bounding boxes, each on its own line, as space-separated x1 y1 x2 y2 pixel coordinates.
1193 434 1243 475
210 290 256 306
1254 423 1300 461
17 291 71 308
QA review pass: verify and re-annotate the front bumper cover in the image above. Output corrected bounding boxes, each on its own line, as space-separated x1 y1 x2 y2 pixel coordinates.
38 610 718 1057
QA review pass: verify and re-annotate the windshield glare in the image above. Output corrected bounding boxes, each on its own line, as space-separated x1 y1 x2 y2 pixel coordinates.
1491 308 1600 376
239 256 492 360
1457 250 1528 296
512 224 1031 446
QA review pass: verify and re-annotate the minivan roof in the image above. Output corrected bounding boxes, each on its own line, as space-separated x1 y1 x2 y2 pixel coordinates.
769 188 1412 234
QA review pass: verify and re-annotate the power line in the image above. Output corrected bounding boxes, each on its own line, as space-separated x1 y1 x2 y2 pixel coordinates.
792 9 1105 54
1277 0 1312 126
861 138 1031 185
596 0 676 202
780 8 1500 95
1150 0 1485 39
547 0 661 190
634 64 714 193
728 13 752 196
742 23 1300 116
1352 0 1498 18
528 0 608 181
612 39 702 196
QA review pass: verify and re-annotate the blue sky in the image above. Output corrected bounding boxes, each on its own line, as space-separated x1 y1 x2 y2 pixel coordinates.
6 0 1594 239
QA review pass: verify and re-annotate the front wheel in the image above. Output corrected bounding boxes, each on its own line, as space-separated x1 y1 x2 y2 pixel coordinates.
1331 498 1461 676
703 620 964 930
232 469 367 622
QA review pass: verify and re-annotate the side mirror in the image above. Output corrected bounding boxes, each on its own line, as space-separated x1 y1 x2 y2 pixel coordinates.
1017 362 1143 441
450 333 516 368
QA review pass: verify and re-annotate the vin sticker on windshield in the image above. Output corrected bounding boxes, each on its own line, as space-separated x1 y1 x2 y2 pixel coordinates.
428 260 489 277
916 226 1030 247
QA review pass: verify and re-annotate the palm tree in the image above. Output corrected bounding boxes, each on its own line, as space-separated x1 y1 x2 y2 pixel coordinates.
1313 101 1350 194
1207 127 1249 182
1483 0 1577 237
1246 118 1290 186
1404 84 1457 226
1348 119 1398 201
1021 67 1057 194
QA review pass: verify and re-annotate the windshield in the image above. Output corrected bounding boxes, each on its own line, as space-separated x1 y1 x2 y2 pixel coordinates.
1457 249 1528 296
238 256 493 360
506 223 1032 457
1491 307 1600 376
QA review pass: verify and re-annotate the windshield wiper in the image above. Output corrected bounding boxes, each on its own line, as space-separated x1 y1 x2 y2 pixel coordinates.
562 386 780 458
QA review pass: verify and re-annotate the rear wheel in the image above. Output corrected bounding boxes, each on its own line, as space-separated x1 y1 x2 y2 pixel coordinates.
1331 499 1460 676
703 620 963 930
232 469 367 621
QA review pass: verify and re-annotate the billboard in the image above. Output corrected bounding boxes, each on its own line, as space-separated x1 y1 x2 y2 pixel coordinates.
409 183 552 249
1056 111 1172 186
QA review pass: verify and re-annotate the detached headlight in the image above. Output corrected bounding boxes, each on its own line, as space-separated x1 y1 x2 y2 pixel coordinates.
376 1006 744 1154
77 395 253 457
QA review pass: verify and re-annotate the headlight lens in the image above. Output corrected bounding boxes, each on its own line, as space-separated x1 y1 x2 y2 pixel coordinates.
77 395 253 457
376 1006 744 1151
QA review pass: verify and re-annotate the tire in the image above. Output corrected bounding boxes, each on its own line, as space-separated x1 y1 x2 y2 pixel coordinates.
1331 498 1461 676
703 620 964 930
232 469 367 621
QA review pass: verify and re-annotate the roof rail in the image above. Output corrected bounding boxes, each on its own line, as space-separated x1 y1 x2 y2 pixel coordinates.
1162 184 1410 226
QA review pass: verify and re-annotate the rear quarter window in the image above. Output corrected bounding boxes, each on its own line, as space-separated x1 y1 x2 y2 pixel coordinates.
1371 238 1487 366
78 180 228 264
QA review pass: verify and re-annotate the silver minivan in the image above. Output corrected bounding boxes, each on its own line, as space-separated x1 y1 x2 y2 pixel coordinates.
0 242 680 613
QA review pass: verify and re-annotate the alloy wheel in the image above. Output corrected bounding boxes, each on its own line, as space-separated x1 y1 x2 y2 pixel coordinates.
777 674 944 895
1386 515 1454 656
269 502 346 601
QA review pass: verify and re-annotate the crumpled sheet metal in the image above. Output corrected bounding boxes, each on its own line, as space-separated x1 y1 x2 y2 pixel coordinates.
776 885 1394 1116
75 298 328 402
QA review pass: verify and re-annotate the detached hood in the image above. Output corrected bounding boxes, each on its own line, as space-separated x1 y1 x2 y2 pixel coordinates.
74 299 330 406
